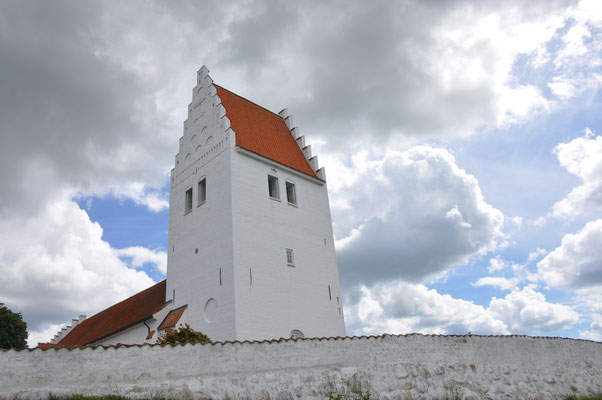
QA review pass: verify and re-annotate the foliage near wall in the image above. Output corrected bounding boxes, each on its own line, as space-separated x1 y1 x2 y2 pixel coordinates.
156 323 210 345
0 303 27 350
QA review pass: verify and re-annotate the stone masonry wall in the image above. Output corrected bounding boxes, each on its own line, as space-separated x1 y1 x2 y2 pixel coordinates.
1 334 601 399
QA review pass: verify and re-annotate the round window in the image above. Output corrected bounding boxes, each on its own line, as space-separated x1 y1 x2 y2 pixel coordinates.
290 329 304 339
204 298 217 323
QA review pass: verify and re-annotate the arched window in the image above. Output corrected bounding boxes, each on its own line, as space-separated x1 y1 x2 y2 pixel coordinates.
290 329 304 339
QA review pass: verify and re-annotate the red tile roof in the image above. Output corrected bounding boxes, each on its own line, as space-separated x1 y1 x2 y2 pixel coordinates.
157 305 187 331
58 280 167 346
215 85 318 178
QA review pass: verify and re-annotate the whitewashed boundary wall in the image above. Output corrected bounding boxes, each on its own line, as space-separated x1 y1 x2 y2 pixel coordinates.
1 334 601 399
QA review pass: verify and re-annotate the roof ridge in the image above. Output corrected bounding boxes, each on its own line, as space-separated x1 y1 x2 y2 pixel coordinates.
214 84 282 119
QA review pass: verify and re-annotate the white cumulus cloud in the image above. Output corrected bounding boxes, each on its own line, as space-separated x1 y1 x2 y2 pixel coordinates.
346 283 578 336
0 197 158 346
488 256 507 273
538 218 602 290
577 291 602 341
552 131 602 218
333 146 505 286
347 283 509 336
488 287 580 333
473 277 519 291
548 76 579 99
116 246 167 274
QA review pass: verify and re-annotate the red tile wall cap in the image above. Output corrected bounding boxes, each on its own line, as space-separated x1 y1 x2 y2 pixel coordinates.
24 333 600 352
214 85 318 179
56 280 167 346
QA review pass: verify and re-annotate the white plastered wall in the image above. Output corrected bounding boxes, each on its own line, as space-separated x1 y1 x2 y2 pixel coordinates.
166 67 237 341
2 335 601 399
230 149 346 340
93 322 150 346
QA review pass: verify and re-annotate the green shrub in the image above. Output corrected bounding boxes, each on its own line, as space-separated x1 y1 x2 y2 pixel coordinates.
327 392 371 400
0 303 28 350
156 323 210 345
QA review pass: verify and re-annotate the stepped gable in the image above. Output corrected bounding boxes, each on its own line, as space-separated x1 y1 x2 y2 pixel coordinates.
58 280 167 346
215 85 318 178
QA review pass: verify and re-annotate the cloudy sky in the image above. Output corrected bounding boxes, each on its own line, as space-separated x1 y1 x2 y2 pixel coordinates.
1 0 601 346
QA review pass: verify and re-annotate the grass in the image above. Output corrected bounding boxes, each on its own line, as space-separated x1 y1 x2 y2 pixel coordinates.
327 392 372 400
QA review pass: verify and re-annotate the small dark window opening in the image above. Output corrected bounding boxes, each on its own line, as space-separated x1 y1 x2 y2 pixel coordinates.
286 248 294 266
268 175 279 199
328 285 332 301
249 268 253 286
173 289 176 305
198 178 206 205
219 267 222 286
286 181 296 205
185 187 193 214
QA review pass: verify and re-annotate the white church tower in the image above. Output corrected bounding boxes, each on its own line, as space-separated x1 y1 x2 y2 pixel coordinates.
165 66 346 341
50 66 346 347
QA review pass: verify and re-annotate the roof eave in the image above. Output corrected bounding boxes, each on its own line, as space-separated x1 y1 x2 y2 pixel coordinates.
85 314 159 346
235 146 325 185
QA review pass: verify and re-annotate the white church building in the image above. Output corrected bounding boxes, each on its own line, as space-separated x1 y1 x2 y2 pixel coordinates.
49 66 346 346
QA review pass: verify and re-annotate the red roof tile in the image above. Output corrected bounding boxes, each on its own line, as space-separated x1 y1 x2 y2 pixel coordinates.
157 305 187 331
215 85 318 178
58 280 167 346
